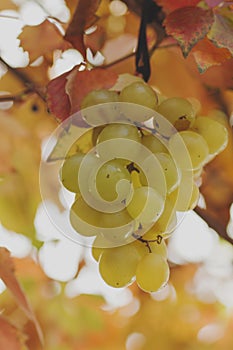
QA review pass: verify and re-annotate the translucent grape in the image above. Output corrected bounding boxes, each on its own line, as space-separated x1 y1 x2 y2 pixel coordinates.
155 152 180 194
119 81 158 110
96 123 141 159
136 253 170 292
96 159 131 201
99 244 140 287
70 197 102 237
126 186 164 225
142 134 168 154
60 152 84 193
192 116 228 156
81 89 119 109
157 97 195 131
169 130 209 170
132 237 167 259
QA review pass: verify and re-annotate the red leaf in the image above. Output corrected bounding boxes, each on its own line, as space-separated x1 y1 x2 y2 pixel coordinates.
47 70 71 121
0 248 43 345
66 68 118 114
164 7 214 57
0 316 27 350
205 0 224 6
18 20 70 62
156 0 200 14
47 68 118 122
208 14 233 53
64 0 101 56
192 37 232 72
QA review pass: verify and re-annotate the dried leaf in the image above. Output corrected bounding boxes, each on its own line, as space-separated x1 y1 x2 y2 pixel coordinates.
155 0 200 14
192 37 232 72
0 0 17 11
66 68 118 114
18 20 70 62
0 248 43 345
47 69 71 121
64 0 101 56
208 14 233 53
0 316 27 350
164 7 214 57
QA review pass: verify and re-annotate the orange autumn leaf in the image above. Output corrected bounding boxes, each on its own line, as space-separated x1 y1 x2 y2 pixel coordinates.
0 248 43 345
0 316 27 350
18 20 70 62
64 0 101 56
47 67 118 122
192 37 232 73
164 7 214 57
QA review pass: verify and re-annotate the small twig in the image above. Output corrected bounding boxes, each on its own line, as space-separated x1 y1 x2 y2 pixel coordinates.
0 89 33 103
0 57 46 102
132 232 163 253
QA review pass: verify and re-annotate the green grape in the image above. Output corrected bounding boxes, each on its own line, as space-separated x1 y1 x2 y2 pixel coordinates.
142 134 168 154
92 126 104 145
96 159 131 201
91 235 109 262
169 130 209 170
157 97 195 131
188 182 200 210
70 197 102 237
156 152 180 194
81 89 119 109
170 181 200 212
99 244 140 287
147 196 177 235
126 186 164 225
60 152 84 193
207 109 229 127
119 81 158 110
192 116 228 156
136 253 170 292
132 237 167 259
101 209 135 244
96 123 141 159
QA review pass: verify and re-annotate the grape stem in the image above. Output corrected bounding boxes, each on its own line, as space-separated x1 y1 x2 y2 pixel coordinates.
132 232 163 254
0 88 33 103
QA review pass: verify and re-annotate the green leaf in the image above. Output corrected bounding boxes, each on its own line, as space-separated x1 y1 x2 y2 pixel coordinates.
164 6 214 57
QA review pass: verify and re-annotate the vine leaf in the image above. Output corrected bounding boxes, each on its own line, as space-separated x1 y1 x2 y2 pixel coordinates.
192 37 232 72
164 6 214 57
0 248 43 345
155 0 200 14
18 20 70 62
47 68 118 122
208 14 233 54
0 315 27 350
47 69 71 121
64 0 101 57
66 68 118 114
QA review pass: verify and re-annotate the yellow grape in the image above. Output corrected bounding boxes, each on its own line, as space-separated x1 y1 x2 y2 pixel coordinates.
169 181 200 212
132 237 167 259
192 116 228 156
119 81 158 110
99 244 140 287
126 186 164 225
169 130 209 170
81 89 119 109
60 152 84 193
136 253 170 292
146 196 177 235
141 134 168 154
96 123 141 159
157 97 195 131
155 152 180 194
91 235 109 262
96 159 131 201
70 197 102 237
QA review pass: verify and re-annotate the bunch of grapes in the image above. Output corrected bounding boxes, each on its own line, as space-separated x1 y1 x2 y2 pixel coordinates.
59 77 228 293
